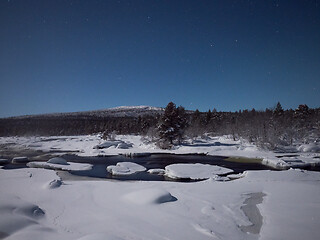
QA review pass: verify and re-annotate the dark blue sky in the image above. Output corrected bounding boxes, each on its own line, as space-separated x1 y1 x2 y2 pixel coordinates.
1 0 319 117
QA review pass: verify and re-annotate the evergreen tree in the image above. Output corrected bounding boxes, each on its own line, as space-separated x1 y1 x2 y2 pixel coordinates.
158 102 187 146
274 102 284 115
158 102 179 145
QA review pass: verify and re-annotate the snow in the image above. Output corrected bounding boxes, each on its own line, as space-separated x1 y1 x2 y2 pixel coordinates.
165 163 233 180
0 167 319 240
122 188 177 205
107 162 146 175
147 168 166 175
94 140 133 149
1 134 318 169
27 161 92 171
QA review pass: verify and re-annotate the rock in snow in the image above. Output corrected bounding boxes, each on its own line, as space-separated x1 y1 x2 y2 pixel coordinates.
107 162 146 175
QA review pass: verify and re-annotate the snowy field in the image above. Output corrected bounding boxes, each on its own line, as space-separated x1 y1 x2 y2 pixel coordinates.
0 167 319 239
0 134 320 239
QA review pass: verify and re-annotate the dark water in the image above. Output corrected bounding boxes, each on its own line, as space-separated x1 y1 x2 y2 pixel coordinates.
65 154 275 181
3 153 318 182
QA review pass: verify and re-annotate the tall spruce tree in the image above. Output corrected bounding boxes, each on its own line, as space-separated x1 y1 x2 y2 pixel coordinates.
158 102 186 145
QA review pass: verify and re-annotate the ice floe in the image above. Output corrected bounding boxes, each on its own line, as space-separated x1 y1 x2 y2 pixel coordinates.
165 163 233 180
107 162 146 175
27 158 92 171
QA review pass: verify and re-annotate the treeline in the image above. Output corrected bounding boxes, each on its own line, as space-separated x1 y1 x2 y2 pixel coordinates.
156 102 320 150
0 102 319 150
0 115 159 136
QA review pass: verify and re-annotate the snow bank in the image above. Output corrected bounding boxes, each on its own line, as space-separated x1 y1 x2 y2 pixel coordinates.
165 163 233 180
107 162 146 175
0 195 46 237
298 143 320 153
27 161 92 171
123 188 177 205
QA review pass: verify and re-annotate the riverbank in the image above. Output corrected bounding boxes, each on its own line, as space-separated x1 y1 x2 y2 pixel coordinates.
1 134 319 170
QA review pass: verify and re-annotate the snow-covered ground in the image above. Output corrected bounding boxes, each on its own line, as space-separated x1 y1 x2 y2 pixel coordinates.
1 134 319 169
0 167 319 240
1 134 320 239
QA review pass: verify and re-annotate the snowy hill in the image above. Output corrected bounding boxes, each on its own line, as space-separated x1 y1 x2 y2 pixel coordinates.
6 106 164 119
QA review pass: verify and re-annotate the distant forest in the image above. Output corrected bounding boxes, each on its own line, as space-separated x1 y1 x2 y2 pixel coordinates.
0 102 319 150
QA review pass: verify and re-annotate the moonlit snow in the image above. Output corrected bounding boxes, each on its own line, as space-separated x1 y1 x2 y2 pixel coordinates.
0 134 319 239
0 167 319 240
165 163 233 180
107 162 146 175
27 157 92 171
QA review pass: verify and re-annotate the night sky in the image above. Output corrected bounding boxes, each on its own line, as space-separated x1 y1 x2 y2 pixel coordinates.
0 0 319 117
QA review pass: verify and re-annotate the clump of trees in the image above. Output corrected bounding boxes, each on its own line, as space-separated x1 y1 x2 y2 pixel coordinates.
155 101 319 150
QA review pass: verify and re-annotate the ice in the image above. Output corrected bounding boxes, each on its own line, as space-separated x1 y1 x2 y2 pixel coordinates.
165 163 233 180
107 162 146 175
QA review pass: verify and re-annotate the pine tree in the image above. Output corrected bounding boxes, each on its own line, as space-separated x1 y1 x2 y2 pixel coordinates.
158 102 187 146
158 102 179 145
274 102 284 115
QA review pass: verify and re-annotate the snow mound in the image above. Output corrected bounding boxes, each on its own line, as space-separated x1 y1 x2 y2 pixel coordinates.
94 140 133 149
165 163 233 180
147 168 166 175
0 159 10 164
107 162 146 175
298 143 320 153
45 179 63 189
77 233 124 240
27 161 92 171
94 140 123 149
0 196 45 237
123 188 177 205
47 157 69 165
12 157 29 164
116 142 133 149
